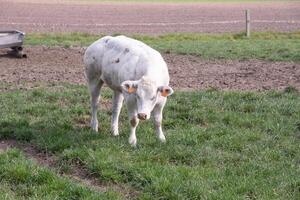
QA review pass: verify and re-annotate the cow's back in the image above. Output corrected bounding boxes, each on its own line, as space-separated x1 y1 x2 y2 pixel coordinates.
84 36 169 89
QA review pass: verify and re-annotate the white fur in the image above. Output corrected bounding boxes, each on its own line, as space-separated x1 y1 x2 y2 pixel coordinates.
84 35 173 146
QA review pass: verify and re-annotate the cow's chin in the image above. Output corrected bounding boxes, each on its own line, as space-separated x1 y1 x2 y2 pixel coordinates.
144 114 151 120
140 117 150 121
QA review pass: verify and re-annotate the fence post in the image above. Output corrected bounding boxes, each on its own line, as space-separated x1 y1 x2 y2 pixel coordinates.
246 9 250 38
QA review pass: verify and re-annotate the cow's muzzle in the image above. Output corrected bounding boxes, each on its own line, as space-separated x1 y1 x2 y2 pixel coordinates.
137 113 147 120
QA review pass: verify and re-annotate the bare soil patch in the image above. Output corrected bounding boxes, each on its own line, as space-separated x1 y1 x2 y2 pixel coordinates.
0 0 299 34
0 46 299 91
164 54 300 91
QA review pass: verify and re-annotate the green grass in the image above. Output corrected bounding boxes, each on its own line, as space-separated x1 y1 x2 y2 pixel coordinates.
0 149 123 200
25 32 300 61
0 84 299 199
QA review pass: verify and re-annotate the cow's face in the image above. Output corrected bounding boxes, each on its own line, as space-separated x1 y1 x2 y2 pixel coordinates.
121 77 173 120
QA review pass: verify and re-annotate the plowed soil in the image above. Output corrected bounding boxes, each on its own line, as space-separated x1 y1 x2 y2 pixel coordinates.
0 46 299 91
0 0 299 34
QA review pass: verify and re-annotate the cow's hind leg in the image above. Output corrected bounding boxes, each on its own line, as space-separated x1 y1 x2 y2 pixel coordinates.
111 91 124 136
88 79 104 132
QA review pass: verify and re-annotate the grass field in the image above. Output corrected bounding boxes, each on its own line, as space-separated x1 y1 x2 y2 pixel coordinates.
1 84 299 199
25 32 300 61
2 31 300 198
0 149 122 200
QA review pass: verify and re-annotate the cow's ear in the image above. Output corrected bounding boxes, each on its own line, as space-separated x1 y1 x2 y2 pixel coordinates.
121 80 138 94
158 86 174 97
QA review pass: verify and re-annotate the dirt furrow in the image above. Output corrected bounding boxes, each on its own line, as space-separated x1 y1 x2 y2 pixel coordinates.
0 139 138 199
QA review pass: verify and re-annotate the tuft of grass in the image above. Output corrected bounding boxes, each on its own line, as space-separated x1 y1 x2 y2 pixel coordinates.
25 32 101 47
284 86 299 94
0 84 300 199
25 32 300 61
0 149 123 200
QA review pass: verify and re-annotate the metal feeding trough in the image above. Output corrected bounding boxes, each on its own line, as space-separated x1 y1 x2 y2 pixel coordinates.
0 30 26 58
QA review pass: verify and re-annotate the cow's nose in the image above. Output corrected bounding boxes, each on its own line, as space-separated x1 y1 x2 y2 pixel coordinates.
137 113 147 120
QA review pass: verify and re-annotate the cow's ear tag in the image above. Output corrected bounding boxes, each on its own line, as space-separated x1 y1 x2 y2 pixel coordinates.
128 87 136 94
122 81 138 94
161 89 169 97
159 86 174 97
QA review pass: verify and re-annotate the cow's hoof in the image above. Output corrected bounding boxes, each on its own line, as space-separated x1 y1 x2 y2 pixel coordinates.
112 131 119 136
128 137 137 147
92 127 98 132
111 128 119 136
158 135 166 143
91 121 98 132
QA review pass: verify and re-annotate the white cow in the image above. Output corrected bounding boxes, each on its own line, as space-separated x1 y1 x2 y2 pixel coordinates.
84 35 173 146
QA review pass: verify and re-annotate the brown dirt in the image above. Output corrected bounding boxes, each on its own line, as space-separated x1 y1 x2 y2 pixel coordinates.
0 139 138 199
0 140 15 153
0 0 299 34
0 46 299 91
0 139 57 166
164 54 300 91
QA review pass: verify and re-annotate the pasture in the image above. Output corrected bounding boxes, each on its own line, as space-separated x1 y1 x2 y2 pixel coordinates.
25 32 300 61
1 83 300 199
1 0 300 199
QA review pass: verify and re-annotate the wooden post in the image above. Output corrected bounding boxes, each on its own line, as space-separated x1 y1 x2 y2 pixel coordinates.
246 9 250 38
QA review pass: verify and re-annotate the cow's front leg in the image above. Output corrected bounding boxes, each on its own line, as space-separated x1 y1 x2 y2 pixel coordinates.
125 108 139 146
152 100 167 143
111 91 124 136
128 114 139 147
125 98 139 146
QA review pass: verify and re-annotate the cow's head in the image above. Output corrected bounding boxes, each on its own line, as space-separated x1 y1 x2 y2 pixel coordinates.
121 77 173 120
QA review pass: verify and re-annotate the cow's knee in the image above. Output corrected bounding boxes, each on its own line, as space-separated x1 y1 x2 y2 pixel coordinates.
130 117 138 127
129 117 139 146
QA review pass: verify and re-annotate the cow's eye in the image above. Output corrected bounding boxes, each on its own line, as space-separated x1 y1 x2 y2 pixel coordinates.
151 96 156 101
